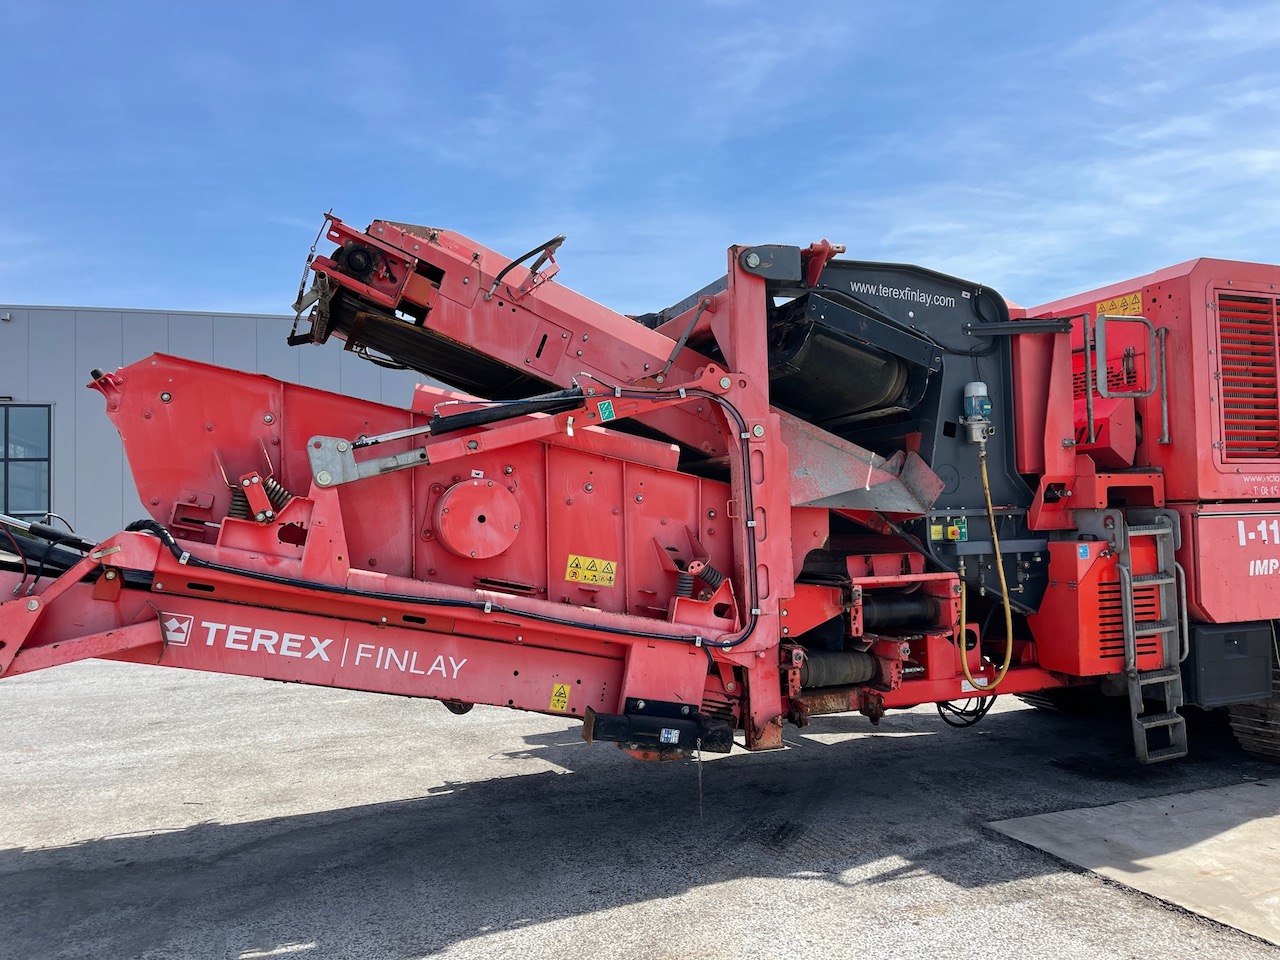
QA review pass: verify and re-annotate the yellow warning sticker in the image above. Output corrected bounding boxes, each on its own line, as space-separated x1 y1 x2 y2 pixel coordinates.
1095 291 1143 317
564 553 618 586
549 683 571 712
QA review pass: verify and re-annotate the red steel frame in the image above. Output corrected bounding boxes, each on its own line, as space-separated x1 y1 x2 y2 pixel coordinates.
1022 258 1280 625
0 216 1091 755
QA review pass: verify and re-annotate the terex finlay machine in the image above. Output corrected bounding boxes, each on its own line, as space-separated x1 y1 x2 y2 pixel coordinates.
3 216 1279 764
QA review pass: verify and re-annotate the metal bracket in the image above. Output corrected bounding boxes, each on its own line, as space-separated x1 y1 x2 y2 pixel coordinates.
308 435 430 489
962 318 1074 336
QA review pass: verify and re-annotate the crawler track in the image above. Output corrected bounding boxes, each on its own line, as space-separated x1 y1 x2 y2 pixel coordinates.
1228 645 1280 762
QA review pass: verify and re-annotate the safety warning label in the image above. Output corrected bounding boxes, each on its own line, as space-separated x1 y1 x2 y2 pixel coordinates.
565 553 618 586
1095 291 1143 317
549 683 571 712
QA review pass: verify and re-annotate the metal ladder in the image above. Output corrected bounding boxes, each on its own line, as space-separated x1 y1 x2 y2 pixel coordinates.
1117 509 1190 763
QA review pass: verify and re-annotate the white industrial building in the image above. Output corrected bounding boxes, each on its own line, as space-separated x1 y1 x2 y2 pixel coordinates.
0 305 422 538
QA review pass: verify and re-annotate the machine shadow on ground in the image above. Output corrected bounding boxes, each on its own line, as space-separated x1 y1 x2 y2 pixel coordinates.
0 702 1271 959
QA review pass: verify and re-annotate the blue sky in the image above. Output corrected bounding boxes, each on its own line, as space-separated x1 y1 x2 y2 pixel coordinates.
2 0 1279 315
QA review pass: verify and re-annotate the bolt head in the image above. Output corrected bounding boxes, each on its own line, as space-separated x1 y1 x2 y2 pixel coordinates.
160 392 172 402
719 377 732 389
745 252 762 268
316 470 333 486
263 413 274 424
337 441 349 453
26 598 39 611
752 424 765 437
104 569 118 580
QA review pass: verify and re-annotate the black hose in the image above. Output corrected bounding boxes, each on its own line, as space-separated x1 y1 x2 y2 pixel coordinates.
936 696 996 728
428 387 584 435
124 383 763 651
483 235 566 302
122 519 707 644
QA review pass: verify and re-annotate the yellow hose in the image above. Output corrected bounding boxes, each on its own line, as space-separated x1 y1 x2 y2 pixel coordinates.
957 446 1014 692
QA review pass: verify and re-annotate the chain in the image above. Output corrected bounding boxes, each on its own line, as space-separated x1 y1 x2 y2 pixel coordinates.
293 211 332 322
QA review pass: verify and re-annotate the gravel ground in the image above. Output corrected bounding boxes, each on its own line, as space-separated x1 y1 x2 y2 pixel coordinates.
1 660 1277 960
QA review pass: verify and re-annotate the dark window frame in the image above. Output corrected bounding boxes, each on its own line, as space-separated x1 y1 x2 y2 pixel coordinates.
2 404 52 521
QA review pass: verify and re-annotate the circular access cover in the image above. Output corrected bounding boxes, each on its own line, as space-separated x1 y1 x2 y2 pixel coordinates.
434 479 521 559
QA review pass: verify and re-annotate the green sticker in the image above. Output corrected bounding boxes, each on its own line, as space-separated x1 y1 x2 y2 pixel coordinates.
598 399 616 422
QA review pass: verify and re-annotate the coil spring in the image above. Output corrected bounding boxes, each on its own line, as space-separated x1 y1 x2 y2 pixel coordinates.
697 563 725 589
227 478 294 521
675 572 695 598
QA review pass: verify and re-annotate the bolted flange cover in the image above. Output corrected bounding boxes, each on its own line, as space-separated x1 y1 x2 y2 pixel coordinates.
433 479 521 559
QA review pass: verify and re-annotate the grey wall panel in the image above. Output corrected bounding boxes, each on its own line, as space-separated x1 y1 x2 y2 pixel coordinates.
336 348 385 404
74 311 124 536
380 368 424 408
211 314 258 371
167 313 214 364
254 317 301 384
0 309 30 400
122 312 169 364
296 339 341 394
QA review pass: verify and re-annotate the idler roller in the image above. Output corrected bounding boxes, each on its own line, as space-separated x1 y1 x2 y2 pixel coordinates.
799 649 877 688
863 593 937 628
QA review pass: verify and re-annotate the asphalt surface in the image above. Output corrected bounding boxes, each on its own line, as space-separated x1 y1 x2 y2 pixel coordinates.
2 660 1278 960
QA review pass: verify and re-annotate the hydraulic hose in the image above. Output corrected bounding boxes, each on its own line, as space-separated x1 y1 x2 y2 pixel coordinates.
118 380 762 651
957 443 1014 692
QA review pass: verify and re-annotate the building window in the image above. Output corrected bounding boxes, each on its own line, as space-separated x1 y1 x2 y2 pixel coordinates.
2 405 51 521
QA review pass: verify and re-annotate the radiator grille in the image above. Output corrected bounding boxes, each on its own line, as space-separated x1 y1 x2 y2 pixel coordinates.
1218 293 1280 460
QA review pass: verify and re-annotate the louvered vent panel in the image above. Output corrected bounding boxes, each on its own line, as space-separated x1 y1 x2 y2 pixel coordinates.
1219 293 1280 460
1072 364 1137 399
1096 582 1160 661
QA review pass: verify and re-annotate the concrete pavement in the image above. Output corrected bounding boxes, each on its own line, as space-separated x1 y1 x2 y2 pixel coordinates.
2 660 1277 959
